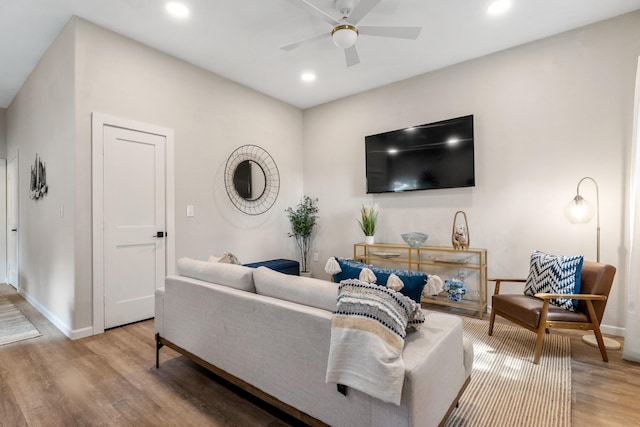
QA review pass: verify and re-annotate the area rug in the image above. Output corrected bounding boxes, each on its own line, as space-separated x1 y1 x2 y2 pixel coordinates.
0 297 41 346
445 317 571 427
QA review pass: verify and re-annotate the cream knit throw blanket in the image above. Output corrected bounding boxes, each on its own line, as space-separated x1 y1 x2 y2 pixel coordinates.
325 279 420 405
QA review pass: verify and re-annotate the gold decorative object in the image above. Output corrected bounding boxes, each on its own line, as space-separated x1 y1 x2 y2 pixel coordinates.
451 210 470 250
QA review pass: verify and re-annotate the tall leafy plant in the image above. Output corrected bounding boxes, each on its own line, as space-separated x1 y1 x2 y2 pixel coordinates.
357 203 379 237
286 196 319 273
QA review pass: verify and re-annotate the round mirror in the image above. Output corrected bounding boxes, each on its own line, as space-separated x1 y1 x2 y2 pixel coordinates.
224 145 280 215
233 160 266 201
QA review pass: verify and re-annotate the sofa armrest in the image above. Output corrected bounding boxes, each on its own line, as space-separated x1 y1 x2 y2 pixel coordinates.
534 292 607 301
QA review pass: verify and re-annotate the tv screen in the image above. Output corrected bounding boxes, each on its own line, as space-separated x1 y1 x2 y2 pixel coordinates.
365 115 475 194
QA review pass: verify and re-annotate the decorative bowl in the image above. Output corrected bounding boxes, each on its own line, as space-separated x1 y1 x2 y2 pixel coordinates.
401 232 429 247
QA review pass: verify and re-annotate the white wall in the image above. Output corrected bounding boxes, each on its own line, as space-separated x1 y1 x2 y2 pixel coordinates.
7 11 640 336
0 109 6 282
5 17 304 336
0 108 7 158
303 11 640 334
70 18 303 332
6 19 77 333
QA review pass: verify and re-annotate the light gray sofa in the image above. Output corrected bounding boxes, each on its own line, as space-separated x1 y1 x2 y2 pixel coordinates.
155 258 473 427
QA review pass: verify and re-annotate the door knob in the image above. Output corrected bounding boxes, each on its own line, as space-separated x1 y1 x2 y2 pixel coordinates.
153 231 165 238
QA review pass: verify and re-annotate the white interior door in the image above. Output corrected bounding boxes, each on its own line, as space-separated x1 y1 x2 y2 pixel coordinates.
7 155 18 289
103 126 166 329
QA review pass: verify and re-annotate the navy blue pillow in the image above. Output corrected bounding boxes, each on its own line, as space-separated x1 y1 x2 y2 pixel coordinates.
333 259 366 283
333 258 427 303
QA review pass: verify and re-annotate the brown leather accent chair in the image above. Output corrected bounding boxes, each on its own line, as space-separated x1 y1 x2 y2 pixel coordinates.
488 261 616 364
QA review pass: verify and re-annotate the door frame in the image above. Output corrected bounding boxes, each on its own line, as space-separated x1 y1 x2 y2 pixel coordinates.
92 113 175 335
7 152 19 290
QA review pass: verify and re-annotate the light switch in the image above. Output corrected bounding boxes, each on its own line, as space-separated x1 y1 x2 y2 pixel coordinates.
59 205 64 218
186 205 195 217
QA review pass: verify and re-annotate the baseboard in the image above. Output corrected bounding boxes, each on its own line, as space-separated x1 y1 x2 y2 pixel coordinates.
600 324 624 337
19 289 93 340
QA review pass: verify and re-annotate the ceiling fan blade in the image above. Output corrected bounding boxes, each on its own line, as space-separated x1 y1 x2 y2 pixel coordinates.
348 0 382 24
280 32 328 51
344 45 360 67
358 26 422 39
284 0 341 26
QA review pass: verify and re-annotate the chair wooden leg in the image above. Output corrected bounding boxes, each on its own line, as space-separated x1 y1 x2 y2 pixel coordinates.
488 308 496 336
533 300 551 364
533 327 546 365
586 301 609 362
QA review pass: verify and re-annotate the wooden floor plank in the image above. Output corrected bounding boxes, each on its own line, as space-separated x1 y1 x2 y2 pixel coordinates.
2 284 640 426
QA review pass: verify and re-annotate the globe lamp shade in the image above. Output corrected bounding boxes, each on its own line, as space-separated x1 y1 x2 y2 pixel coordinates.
567 195 595 224
332 25 358 49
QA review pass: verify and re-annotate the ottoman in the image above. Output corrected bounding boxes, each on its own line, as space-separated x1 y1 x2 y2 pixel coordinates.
243 259 300 276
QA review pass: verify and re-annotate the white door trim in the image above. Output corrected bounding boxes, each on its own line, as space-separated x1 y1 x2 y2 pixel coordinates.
92 113 175 335
7 151 19 290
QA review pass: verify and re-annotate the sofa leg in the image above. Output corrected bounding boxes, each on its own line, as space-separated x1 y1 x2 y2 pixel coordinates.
155 333 164 369
337 384 347 396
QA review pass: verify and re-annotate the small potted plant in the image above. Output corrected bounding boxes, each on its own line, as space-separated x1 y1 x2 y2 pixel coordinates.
357 203 379 244
286 196 319 275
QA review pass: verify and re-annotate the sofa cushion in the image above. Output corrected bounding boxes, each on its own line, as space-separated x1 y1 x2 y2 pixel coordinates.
177 257 255 292
333 259 427 303
254 266 339 312
523 251 584 311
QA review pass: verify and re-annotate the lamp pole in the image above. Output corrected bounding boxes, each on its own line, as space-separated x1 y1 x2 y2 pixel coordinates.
575 176 600 263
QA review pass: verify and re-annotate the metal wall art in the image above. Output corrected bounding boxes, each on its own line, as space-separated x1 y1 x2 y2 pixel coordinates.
224 145 279 215
451 210 470 250
30 154 48 200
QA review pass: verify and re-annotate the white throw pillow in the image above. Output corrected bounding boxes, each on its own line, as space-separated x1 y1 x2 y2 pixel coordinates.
209 254 232 263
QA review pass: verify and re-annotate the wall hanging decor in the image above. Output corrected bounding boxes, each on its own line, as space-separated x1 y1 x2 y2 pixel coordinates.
30 153 48 200
224 145 279 215
451 210 470 250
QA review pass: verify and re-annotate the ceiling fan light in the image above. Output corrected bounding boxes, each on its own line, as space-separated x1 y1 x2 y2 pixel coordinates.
332 25 358 49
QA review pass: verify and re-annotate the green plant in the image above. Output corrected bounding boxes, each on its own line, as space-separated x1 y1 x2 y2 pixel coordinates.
286 196 319 272
357 203 379 236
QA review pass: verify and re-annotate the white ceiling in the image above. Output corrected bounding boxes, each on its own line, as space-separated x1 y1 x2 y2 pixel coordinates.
2 0 640 110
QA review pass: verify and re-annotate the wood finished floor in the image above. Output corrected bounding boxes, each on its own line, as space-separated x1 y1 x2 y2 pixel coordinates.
1 284 639 426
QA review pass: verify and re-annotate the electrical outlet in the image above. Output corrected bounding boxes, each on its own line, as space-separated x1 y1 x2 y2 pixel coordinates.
313 252 319 262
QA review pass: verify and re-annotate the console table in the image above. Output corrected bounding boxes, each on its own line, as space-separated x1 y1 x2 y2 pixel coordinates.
353 243 488 318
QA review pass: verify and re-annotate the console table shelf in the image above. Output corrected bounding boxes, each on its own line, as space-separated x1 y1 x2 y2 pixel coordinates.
353 243 488 318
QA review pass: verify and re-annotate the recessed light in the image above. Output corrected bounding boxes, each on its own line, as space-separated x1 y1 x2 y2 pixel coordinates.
166 2 189 18
487 0 511 15
301 72 316 82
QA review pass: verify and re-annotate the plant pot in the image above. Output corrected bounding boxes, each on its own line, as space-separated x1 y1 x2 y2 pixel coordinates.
448 291 464 303
364 235 375 245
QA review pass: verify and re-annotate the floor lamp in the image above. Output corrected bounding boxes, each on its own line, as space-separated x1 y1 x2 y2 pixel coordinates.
567 177 621 350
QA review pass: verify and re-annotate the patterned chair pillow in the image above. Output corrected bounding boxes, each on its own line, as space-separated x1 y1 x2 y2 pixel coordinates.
523 251 584 311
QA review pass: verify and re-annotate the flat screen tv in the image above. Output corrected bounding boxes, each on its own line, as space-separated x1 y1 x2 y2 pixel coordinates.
365 115 475 194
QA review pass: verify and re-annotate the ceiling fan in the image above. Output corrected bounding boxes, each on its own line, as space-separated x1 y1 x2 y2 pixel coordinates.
281 0 422 67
